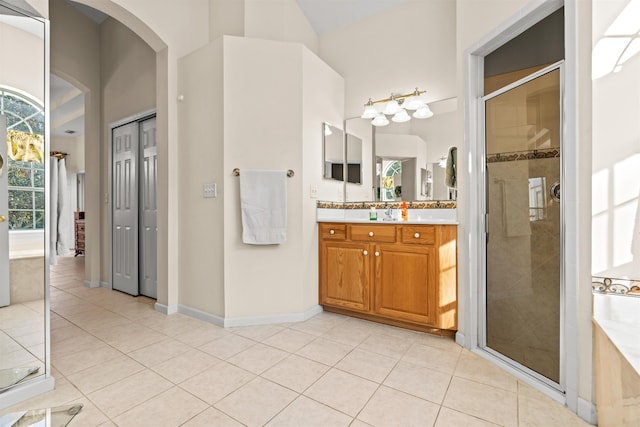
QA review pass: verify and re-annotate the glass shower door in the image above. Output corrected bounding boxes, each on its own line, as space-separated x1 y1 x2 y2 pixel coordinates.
483 66 562 385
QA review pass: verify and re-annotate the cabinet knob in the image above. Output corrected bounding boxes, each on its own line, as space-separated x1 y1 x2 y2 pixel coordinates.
375 251 380 257
363 250 368 255
329 229 335 235
414 232 420 238
368 231 374 237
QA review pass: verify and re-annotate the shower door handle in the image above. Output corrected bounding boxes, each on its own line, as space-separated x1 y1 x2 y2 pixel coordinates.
0 215 5 222
550 181 560 202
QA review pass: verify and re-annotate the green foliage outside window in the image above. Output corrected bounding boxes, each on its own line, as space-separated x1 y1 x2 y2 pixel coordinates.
1 88 45 230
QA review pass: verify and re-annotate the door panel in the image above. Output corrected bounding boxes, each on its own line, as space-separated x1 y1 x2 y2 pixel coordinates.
112 122 138 296
484 67 561 384
140 117 157 299
321 242 370 311
0 115 9 307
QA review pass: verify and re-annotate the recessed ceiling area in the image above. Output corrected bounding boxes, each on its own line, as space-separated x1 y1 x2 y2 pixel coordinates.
50 74 84 137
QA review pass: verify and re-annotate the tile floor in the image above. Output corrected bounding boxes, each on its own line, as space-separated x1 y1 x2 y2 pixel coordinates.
1 257 592 426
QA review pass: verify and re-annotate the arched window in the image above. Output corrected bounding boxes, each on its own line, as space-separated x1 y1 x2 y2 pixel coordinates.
1 87 45 230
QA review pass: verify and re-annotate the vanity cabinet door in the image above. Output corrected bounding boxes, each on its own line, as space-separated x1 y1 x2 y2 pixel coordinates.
373 244 437 326
320 241 371 312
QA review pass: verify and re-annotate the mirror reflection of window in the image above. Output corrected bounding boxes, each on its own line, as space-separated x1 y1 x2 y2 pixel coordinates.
529 177 547 221
380 160 402 201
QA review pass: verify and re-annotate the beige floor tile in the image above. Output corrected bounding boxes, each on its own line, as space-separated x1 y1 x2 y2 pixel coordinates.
127 338 191 367
266 395 353 426
51 325 92 343
179 361 255 405
454 350 518 393
383 361 452 404
151 348 220 384
198 334 256 360
181 406 244 426
51 334 106 359
321 321 373 346
65 398 111 427
262 354 330 392
112 386 208 427
357 386 440 427
289 313 349 336
357 332 413 359
304 368 378 416
230 324 285 341
66 355 145 394
296 337 354 366
350 420 374 427
443 376 517 427
97 325 167 354
518 393 591 427
335 349 397 383
215 377 297 426
53 344 123 376
402 342 461 375
263 328 316 353
173 324 230 347
227 342 289 374
414 333 461 352
434 407 500 427
87 369 173 418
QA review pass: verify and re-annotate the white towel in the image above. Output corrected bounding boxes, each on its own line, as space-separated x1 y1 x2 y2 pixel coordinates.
502 179 531 237
240 169 287 245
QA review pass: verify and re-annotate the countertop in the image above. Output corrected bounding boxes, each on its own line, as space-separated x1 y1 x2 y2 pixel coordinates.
316 207 458 225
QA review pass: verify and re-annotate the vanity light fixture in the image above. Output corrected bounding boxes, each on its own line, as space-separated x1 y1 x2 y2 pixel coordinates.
362 88 433 126
438 156 447 168
324 123 333 136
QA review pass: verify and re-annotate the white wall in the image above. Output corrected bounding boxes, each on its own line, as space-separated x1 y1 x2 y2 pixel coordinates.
592 0 640 281
100 16 156 283
319 0 456 119
177 38 225 316
0 22 44 102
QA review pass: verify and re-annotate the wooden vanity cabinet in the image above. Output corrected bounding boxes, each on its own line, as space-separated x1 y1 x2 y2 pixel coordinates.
319 222 457 332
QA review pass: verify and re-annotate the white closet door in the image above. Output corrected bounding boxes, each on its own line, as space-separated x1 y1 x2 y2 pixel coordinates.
0 115 9 307
112 122 139 296
139 117 157 299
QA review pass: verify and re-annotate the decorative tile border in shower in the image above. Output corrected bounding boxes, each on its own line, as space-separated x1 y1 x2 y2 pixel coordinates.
486 147 560 163
316 200 457 209
592 277 640 297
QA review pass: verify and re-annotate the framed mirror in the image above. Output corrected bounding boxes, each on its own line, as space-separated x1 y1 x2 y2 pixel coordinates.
0 0 51 400
322 122 344 181
345 133 362 184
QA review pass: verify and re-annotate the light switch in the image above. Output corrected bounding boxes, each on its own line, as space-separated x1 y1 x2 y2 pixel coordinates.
310 184 318 199
203 183 217 198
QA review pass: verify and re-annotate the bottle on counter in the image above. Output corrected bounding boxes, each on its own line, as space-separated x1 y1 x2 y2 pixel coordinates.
369 207 377 221
401 201 408 221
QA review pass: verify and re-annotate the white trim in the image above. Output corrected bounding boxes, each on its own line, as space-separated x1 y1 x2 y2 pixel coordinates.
177 304 225 327
83 280 100 288
99 281 111 289
221 305 323 328
0 376 54 411
171 304 324 328
455 331 466 347
577 397 597 425
154 302 177 315
463 0 592 421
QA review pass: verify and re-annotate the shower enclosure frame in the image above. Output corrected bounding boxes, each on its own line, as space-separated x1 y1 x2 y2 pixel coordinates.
478 61 566 393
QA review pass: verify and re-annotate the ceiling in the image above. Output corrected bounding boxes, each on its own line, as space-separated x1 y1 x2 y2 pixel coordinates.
50 0 411 138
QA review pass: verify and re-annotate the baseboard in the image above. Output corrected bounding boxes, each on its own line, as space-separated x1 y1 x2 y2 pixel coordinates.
577 397 597 425
99 281 111 289
222 304 323 327
0 376 55 410
83 280 100 288
172 304 323 328
455 331 466 347
154 302 178 315
177 304 224 326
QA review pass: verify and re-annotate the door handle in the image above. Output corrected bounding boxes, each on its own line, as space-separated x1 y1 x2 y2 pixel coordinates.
0 215 5 222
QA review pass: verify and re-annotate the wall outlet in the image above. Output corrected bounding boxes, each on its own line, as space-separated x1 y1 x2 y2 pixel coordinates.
203 183 217 198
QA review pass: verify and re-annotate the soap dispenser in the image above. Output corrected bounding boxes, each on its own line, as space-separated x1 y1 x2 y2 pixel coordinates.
401 201 408 221
369 207 377 221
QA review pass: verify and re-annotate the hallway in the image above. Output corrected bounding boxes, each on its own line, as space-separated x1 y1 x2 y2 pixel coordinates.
2 257 589 426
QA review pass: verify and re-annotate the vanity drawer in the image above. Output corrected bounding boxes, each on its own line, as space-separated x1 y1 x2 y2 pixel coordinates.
320 223 346 240
350 224 396 243
401 225 435 245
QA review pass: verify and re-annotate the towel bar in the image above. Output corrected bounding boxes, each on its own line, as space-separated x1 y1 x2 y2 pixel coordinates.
233 168 294 177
